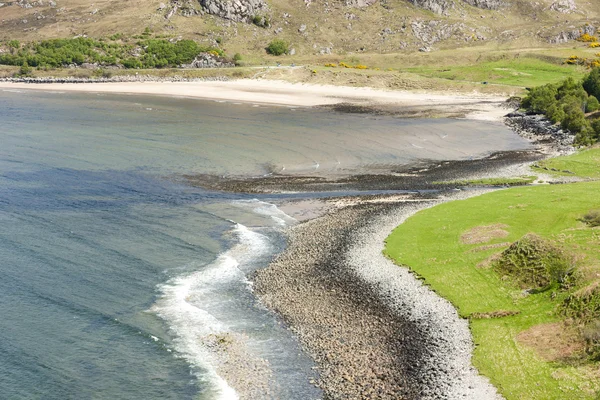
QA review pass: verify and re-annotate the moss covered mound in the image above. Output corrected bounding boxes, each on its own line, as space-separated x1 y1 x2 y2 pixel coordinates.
493 233 576 291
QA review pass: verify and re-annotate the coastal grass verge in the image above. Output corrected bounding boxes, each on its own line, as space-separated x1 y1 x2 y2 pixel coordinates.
384 181 600 399
533 147 600 178
434 176 537 187
401 56 588 88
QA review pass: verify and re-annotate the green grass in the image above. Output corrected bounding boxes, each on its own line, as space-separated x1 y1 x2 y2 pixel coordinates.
384 181 600 399
534 147 600 178
436 176 537 186
403 56 587 87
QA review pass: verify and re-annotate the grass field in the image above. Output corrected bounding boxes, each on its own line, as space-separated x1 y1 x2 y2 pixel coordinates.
384 180 600 399
534 147 600 179
402 56 588 88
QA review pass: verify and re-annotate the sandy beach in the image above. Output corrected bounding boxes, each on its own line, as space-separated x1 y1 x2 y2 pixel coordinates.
0 79 510 121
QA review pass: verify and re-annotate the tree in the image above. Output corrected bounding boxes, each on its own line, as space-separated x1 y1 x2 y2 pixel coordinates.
522 84 557 114
583 67 600 100
19 61 31 76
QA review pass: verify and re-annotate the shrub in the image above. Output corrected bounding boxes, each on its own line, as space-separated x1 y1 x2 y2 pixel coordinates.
578 33 599 43
590 42 600 48
586 95 600 112
233 53 242 65
252 15 270 28
583 67 600 100
266 39 289 56
560 282 600 323
19 61 31 76
324 63 337 67
580 210 600 227
582 320 600 361
354 64 368 69
493 233 577 291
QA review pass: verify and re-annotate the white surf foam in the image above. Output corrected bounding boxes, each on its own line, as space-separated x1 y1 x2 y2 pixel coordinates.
232 200 297 227
151 223 274 399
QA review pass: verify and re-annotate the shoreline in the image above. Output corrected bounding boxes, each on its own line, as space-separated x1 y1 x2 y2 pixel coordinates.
0 78 510 121
254 191 502 399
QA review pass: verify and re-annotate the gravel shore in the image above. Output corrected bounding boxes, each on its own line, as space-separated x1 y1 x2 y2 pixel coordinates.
253 190 502 400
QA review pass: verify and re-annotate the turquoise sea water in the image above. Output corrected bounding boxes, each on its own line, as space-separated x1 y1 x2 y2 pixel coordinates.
0 89 530 399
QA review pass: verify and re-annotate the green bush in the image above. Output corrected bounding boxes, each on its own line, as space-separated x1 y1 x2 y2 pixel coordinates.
586 95 600 113
493 233 577 291
583 67 600 100
560 283 600 323
580 210 600 227
266 39 289 56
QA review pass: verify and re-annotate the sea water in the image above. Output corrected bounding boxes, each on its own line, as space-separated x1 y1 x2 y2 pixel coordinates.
0 89 530 399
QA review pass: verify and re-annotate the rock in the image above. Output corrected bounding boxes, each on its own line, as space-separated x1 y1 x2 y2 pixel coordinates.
550 0 576 13
409 0 453 15
197 0 269 23
289 47 296 55
181 52 235 68
157 2 167 10
345 0 377 7
299 24 307 33
547 23 596 43
462 0 506 10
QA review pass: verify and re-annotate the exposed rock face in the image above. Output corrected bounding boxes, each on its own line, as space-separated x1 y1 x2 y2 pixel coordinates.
344 0 377 7
411 19 465 45
550 0 576 13
548 23 596 43
409 0 454 15
198 0 268 22
181 52 234 68
462 0 506 10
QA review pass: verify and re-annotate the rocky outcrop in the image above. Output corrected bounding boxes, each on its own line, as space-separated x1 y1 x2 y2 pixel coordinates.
411 20 465 45
408 0 454 15
549 0 576 13
344 0 378 7
198 0 268 22
505 111 575 155
181 52 234 68
547 24 596 43
462 0 506 10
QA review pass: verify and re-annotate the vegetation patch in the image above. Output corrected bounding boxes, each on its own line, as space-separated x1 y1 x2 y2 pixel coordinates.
265 39 289 56
493 233 578 291
580 210 600 227
384 180 600 399
460 223 509 244
517 322 584 362
522 68 600 145
533 147 600 178
470 310 520 319
0 36 225 69
437 176 536 187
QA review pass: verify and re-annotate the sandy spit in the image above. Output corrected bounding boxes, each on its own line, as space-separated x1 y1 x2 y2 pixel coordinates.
0 79 508 121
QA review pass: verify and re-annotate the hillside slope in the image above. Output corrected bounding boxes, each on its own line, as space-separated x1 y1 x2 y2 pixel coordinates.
0 0 599 60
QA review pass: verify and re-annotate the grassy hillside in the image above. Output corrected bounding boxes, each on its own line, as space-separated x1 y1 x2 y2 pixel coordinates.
0 0 598 75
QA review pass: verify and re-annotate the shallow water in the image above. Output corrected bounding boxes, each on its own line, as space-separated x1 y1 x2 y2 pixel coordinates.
0 89 530 399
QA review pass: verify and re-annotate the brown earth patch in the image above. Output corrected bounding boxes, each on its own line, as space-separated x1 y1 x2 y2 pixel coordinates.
476 252 502 269
517 322 584 362
470 310 520 319
461 224 509 245
467 242 511 253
